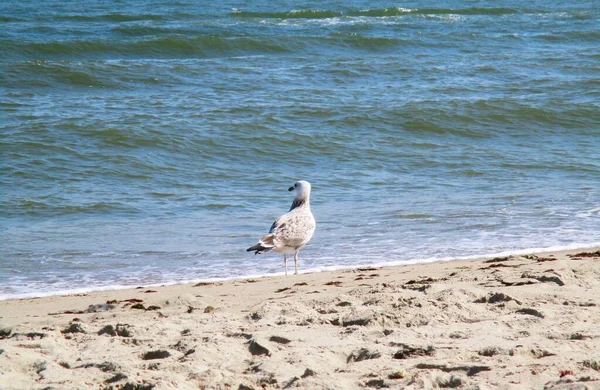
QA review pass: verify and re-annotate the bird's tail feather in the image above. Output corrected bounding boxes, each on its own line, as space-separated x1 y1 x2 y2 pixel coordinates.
247 234 275 255
246 243 272 254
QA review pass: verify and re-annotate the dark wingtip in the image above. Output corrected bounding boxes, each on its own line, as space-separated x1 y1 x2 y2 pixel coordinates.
247 243 267 254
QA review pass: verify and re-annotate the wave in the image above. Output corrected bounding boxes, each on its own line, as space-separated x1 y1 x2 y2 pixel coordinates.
536 30 600 42
111 25 197 37
3 35 289 59
232 9 344 19
232 7 520 19
313 34 410 51
14 61 110 87
0 15 25 22
466 100 600 128
130 35 288 56
1 60 182 88
3 199 141 217
79 126 175 148
1 32 414 62
352 7 519 17
49 13 165 22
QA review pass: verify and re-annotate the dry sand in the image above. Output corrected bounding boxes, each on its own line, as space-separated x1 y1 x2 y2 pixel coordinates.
1 248 599 390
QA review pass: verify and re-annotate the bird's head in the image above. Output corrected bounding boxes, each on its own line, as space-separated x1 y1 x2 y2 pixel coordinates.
288 180 312 199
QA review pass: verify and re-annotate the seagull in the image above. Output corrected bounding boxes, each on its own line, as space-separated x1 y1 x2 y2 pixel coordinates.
247 180 316 275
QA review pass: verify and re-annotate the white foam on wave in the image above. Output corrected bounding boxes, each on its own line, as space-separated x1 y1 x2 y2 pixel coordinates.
576 207 600 218
2 242 598 302
422 14 465 22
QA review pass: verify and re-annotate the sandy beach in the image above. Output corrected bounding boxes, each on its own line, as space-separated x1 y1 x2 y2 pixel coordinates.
1 248 599 390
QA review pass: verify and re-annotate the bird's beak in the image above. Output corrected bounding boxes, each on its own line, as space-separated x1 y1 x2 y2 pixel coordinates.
288 186 294 191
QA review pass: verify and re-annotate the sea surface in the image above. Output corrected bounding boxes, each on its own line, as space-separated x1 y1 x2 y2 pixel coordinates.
1 0 599 299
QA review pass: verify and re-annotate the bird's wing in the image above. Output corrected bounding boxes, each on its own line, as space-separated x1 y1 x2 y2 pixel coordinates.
271 212 315 247
269 215 288 234
269 219 280 234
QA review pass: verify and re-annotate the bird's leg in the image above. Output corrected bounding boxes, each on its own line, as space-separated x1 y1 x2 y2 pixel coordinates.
294 251 299 275
284 255 288 276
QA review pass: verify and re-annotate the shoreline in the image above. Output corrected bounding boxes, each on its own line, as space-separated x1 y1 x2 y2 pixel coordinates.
1 247 599 389
3 243 600 302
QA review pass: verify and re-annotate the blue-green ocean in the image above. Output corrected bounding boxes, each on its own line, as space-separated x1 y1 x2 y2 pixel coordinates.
1 0 599 299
